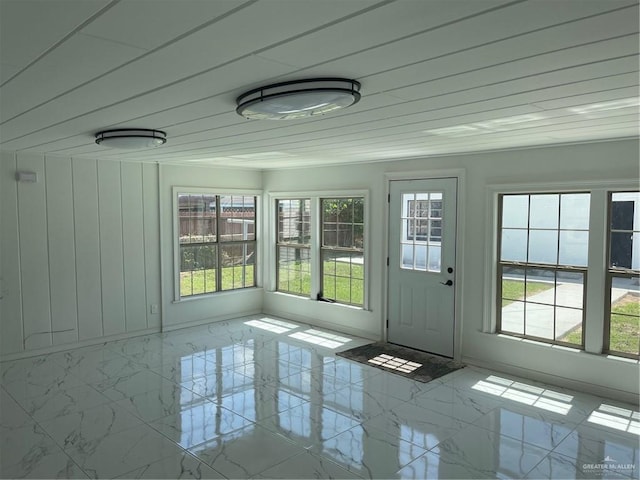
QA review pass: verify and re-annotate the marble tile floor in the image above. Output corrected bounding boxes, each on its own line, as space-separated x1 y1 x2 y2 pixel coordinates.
1 315 638 479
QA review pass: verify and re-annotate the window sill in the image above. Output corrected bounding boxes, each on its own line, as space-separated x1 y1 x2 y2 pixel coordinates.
173 287 262 303
492 333 639 363
268 290 369 312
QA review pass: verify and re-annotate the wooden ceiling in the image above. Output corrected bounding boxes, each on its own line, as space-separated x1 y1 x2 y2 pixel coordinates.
1 0 638 169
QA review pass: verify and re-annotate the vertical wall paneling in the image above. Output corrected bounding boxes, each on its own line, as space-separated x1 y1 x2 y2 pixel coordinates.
121 162 147 332
142 163 161 329
72 158 103 340
45 157 79 345
0 152 24 354
16 153 52 350
1 154 163 358
97 161 126 336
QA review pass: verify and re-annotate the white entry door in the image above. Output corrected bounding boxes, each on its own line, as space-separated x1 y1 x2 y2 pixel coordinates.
387 178 457 357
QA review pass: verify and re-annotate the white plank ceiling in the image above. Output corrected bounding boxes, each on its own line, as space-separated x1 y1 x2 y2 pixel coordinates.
0 0 638 169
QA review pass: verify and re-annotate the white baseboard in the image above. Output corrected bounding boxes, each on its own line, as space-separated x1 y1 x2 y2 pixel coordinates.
0 327 161 362
262 308 379 342
160 309 262 333
463 355 639 406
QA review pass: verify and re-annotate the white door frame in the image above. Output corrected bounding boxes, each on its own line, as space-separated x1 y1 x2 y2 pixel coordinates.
383 169 466 362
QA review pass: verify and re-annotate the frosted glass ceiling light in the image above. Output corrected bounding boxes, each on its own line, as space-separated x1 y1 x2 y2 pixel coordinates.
95 129 167 149
236 78 361 120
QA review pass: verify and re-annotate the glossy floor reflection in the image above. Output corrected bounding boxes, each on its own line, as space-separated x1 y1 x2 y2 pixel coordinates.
1 315 638 479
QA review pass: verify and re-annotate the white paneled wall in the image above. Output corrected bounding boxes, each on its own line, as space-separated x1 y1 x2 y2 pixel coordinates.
0 152 161 356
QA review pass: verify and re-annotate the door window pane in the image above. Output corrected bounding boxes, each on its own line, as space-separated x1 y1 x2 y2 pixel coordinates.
401 192 443 272
428 245 441 272
402 244 415 269
414 245 427 271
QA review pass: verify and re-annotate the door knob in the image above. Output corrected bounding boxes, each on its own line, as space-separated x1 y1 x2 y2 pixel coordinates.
440 280 453 286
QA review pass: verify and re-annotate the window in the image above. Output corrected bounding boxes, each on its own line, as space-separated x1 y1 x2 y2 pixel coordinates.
497 193 590 346
402 193 443 272
321 198 364 307
178 193 256 298
496 189 640 359
605 191 640 358
276 199 311 296
406 197 442 242
273 194 366 308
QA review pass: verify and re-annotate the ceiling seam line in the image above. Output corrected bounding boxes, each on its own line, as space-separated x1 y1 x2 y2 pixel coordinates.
0 0 122 89
5 52 636 149
358 32 639 83
0 0 391 128
0 0 521 129
118 73 639 156
158 35 639 131
28 74 638 155
380 54 640 95
65 78 639 159
282 2 639 78
2 0 628 138
11 12 635 148
0 0 261 126
126 66 640 147
132 34 639 133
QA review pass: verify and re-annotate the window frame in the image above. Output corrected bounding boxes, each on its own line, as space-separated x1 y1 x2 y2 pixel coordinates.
269 190 369 310
495 192 590 348
486 181 639 362
173 187 260 301
604 190 640 359
275 198 311 297
320 196 366 307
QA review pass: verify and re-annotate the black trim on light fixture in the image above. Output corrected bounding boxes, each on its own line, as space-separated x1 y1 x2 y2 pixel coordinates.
95 128 167 149
236 78 361 120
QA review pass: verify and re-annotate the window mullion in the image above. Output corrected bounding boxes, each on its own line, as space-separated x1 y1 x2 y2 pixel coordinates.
310 197 321 299
584 189 608 354
215 195 222 293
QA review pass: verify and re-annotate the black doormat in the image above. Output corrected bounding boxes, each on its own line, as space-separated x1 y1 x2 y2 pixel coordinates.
337 342 463 383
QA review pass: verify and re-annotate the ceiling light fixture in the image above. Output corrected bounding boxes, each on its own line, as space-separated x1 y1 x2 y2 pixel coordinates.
95 129 167 149
236 78 361 120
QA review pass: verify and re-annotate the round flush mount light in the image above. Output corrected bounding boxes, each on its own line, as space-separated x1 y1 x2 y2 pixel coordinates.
236 78 361 120
95 129 167 149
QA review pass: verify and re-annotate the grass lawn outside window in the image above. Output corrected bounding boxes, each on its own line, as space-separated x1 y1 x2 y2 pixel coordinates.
180 265 255 295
